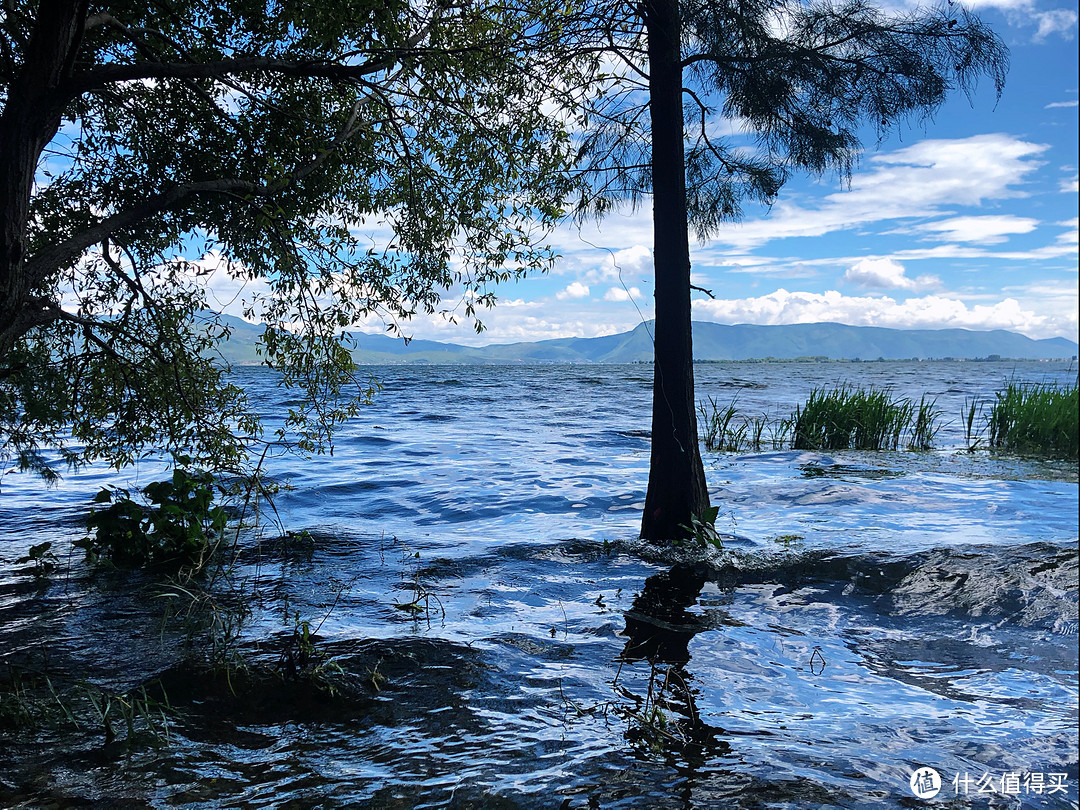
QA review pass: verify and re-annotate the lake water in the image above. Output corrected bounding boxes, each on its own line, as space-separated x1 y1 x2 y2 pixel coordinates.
1 360 1077 808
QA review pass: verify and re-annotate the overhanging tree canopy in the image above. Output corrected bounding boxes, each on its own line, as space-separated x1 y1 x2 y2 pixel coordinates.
0 0 582 477
562 0 1007 541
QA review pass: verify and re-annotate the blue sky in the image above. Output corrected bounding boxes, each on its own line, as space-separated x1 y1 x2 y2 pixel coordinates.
381 0 1078 347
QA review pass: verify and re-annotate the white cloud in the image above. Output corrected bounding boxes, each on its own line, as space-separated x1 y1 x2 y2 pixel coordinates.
580 244 653 285
692 289 1071 339
1061 174 1080 193
186 252 269 321
1045 100 1080 108
547 213 653 280
956 0 1077 39
911 215 1040 244
556 281 591 300
369 300 644 346
1055 217 1079 245
603 285 644 302
959 0 1034 10
1033 8 1078 40
711 134 1047 250
844 258 939 290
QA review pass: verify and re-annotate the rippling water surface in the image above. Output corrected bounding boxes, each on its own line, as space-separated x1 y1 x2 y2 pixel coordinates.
1 361 1077 808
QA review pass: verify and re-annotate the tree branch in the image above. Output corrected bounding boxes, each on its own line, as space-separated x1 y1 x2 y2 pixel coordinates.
690 283 714 298
25 178 268 282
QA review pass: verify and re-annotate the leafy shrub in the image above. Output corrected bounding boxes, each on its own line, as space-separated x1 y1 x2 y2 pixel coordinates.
77 467 227 569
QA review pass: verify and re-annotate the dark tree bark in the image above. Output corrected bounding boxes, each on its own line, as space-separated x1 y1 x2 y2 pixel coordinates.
640 0 709 543
0 0 86 357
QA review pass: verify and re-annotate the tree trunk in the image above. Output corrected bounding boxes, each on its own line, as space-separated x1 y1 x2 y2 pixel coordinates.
0 0 85 358
640 0 709 543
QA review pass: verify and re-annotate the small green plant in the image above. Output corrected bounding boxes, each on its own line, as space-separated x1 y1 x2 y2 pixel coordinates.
364 661 388 692
16 541 59 579
770 415 794 449
77 467 228 569
0 667 40 729
773 533 804 550
749 415 767 451
679 505 723 550
277 612 345 693
390 542 446 622
613 660 702 756
82 683 172 747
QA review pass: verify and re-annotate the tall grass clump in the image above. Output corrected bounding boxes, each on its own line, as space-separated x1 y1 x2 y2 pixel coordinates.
699 396 792 451
791 385 931 451
909 395 942 451
699 395 744 452
987 379 1078 459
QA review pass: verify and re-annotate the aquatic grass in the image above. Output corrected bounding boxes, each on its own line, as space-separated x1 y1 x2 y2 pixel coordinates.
770 415 794 449
699 395 743 452
792 385 918 451
1 664 171 748
700 396 791 452
699 378 1074 458
987 379 1078 459
962 396 986 451
700 385 942 453
907 396 941 451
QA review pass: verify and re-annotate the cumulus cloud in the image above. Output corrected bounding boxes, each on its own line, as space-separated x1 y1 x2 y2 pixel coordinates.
578 244 652 285
556 281 591 300
1061 174 1080 193
692 288 1068 338
603 285 644 302
372 302 641 346
911 215 1040 244
843 258 938 290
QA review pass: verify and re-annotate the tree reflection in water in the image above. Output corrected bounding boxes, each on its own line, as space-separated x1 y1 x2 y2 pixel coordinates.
616 563 730 761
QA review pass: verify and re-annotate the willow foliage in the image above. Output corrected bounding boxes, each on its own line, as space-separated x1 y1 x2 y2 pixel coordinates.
0 0 587 477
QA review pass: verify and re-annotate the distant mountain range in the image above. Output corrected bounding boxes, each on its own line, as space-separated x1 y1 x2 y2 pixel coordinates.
211 315 1078 364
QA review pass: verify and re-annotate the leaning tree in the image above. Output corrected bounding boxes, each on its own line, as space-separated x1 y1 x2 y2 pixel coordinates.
0 0 583 478
562 0 1007 542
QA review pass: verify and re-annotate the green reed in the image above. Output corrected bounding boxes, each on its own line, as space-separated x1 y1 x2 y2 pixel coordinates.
699 395 741 452
962 396 985 451
792 385 918 451
987 379 1078 459
700 385 942 453
701 379 1075 457
699 396 792 452
909 395 942 451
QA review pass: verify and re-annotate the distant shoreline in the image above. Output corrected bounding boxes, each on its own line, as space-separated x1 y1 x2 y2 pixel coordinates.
224 356 1077 367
